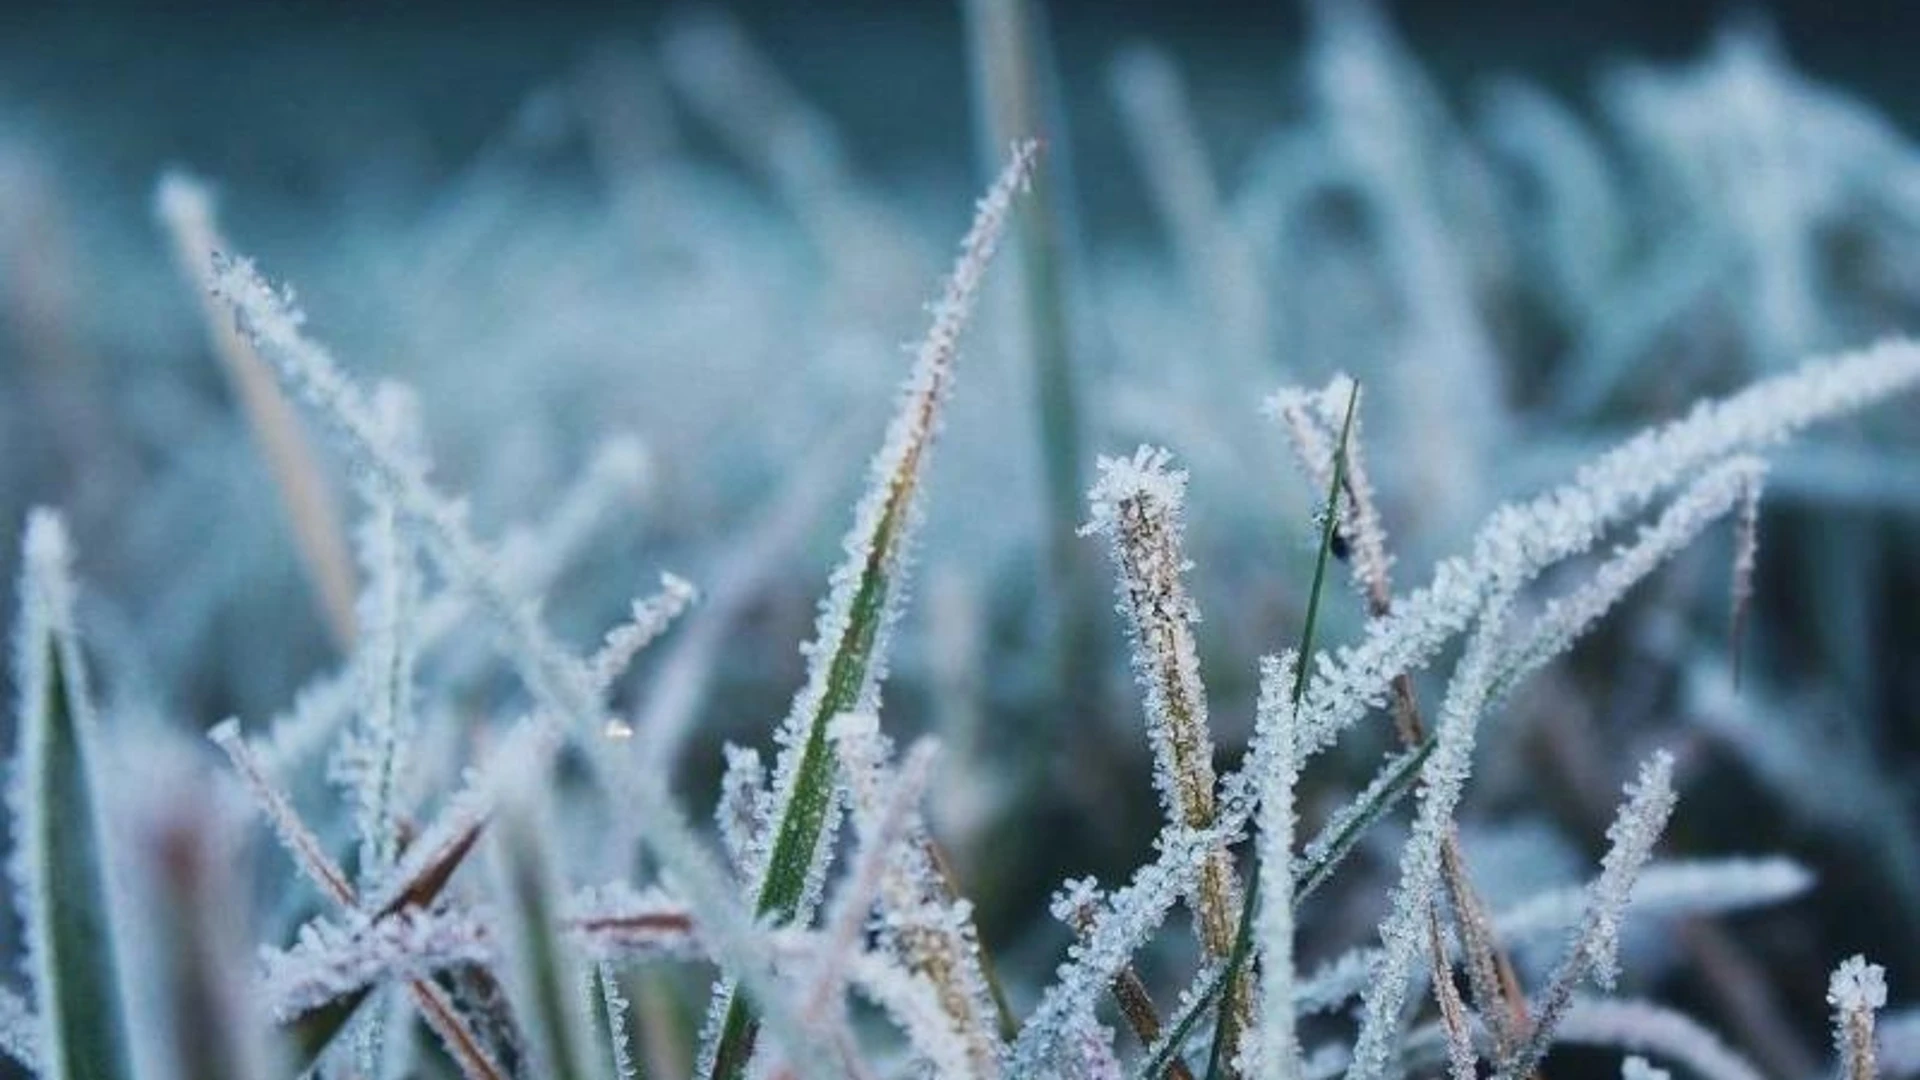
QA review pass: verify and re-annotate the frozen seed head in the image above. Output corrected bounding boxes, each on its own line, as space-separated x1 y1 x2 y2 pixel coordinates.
1080 445 1189 541
1830 954 1887 1080
1831 956 1890 1014
1080 446 1240 960
1079 446 1213 828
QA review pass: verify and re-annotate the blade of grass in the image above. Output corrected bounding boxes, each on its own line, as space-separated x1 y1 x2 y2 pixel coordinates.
13 512 135 1080
1204 385 1357 1079
702 140 1036 1080
589 964 640 1080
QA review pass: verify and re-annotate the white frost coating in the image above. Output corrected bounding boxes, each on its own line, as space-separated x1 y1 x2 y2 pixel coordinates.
1288 857 1810 1018
9 509 88 1053
565 881 700 961
695 140 1032 1079
1729 469 1762 647
1081 446 1218 832
1009 816 1240 1072
265 885 696 1021
1135 956 1227 1076
718 744 771 880
1346 597 1513 1080
588 573 698 694
1063 1007 1125 1080
1501 752 1678 1080
1024 343 1920 1075
1294 743 1427 878
263 907 494 1020
337 430 422 882
830 717 1001 1076
1494 857 1811 941
815 719 930 1001
1024 670 1419 1069
1081 445 1241 962
1253 652 1304 1080
628 430 852 775
595 962 639 1080
1556 998 1766 1080
210 252 602 734
748 138 1039 946
1830 955 1888 1080
844 951 979 1080
811 728 961 1071
362 717 555 916
155 171 361 651
1268 375 1394 611
209 717 357 907
1291 340 1920 765
207 247 837 1080
1295 947 1378 1016
258 433 647 777
1499 458 1766 693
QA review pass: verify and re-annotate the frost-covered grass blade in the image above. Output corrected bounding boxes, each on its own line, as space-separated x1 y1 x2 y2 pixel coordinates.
1203 383 1357 1080
701 140 1036 1079
12 511 134 1080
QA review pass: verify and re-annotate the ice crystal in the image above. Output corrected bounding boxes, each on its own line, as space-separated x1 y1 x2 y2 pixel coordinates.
1831 955 1888 1080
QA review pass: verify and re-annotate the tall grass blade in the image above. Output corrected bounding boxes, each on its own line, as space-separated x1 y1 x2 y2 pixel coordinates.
700 140 1036 1079
11 511 134 1080
589 964 640 1080
1203 383 1358 1080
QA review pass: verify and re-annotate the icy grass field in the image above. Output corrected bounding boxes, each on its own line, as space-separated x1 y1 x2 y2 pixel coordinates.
2 3 1920 1078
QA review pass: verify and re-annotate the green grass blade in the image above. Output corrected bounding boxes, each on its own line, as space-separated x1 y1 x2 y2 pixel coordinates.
1294 739 1435 902
1203 385 1357 1080
13 512 134 1080
704 509 898 1079
704 142 1036 1080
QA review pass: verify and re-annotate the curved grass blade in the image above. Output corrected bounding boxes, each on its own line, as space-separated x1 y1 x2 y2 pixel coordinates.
702 140 1037 1080
12 511 134 1080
